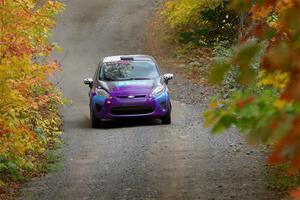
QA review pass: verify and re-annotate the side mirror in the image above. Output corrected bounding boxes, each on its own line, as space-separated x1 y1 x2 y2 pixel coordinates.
83 78 93 88
163 73 174 84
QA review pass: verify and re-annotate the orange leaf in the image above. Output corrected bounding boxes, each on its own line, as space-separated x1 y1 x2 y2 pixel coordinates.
268 152 284 165
290 188 300 200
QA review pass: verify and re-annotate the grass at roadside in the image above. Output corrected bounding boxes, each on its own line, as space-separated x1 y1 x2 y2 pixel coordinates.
0 135 64 200
264 164 300 193
36 142 64 174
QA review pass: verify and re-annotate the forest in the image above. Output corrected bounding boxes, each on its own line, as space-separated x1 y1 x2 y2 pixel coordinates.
2 0 300 199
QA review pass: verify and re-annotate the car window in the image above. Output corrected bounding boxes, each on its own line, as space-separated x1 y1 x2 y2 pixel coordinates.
93 62 102 83
99 61 159 81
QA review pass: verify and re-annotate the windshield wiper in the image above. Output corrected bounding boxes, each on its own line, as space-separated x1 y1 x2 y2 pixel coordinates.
130 78 151 80
115 78 133 81
104 78 117 81
114 78 151 81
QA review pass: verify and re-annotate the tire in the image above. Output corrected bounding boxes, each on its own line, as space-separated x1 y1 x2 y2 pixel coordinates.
161 112 171 125
90 108 100 128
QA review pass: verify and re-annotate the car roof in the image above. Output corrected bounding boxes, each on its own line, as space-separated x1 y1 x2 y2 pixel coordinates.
103 55 154 63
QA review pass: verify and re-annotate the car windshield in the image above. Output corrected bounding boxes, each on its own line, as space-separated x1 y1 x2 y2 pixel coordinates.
99 61 159 81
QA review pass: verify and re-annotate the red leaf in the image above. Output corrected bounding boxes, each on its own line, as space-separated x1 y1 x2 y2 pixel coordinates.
246 95 255 104
236 100 245 110
268 152 284 165
290 188 300 200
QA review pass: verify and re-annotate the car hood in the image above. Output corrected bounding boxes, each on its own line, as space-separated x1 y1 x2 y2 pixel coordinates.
99 78 161 97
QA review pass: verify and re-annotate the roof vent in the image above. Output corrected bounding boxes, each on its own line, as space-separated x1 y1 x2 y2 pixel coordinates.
120 57 134 61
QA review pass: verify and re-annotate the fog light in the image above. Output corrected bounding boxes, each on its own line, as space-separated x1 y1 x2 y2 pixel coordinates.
160 101 167 111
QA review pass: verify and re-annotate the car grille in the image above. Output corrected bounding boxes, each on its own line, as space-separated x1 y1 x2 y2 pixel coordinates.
116 95 146 99
110 106 154 115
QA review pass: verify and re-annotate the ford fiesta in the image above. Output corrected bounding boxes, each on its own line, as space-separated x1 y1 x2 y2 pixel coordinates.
84 55 173 128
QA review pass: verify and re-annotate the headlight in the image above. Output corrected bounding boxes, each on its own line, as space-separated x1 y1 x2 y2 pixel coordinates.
95 88 111 98
151 85 165 97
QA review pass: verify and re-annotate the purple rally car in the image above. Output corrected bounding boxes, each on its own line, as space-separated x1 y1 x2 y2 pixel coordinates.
84 55 173 128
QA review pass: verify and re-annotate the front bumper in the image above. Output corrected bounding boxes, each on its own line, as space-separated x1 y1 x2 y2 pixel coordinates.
91 92 170 119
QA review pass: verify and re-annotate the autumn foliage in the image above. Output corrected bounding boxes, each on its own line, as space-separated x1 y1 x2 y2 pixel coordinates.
0 0 64 183
161 0 240 46
205 0 300 195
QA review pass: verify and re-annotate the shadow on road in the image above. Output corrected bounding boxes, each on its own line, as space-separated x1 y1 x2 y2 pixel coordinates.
65 116 163 130
99 118 162 129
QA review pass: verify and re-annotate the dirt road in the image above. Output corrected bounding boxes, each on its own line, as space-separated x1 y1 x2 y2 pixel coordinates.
20 0 280 199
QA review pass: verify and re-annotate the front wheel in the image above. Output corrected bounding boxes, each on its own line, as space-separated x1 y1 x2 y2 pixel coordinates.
90 108 100 128
161 112 171 125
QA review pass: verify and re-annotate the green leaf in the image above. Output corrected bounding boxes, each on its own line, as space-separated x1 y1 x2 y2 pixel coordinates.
34 128 46 143
209 62 232 84
235 40 260 68
234 40 261 84
212 114 236 133
265 27 277 39
238 66 257 85
0 163 8 172
230 0 252 13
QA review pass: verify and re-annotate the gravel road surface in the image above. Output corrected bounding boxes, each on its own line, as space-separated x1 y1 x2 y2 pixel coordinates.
20 0 280 199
